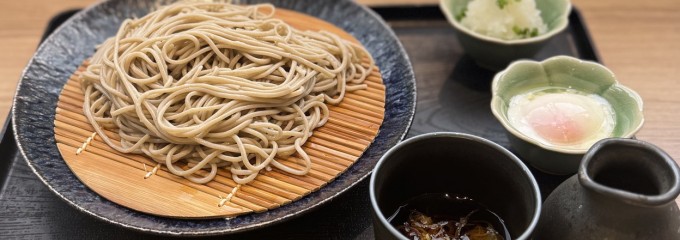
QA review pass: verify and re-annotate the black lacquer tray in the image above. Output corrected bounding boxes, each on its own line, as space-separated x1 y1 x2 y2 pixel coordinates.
0 6 599 239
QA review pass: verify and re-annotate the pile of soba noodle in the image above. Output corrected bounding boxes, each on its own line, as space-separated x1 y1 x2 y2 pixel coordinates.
80 1 373 184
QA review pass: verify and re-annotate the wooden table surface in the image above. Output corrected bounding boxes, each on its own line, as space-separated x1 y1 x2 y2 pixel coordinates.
1 1 678 169
0 1 679 237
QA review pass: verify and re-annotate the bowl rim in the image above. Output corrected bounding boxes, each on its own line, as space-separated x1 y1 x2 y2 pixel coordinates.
439 0 572 45
579 138 680 207
369 132 542 240
490 55 645 154
10 0 418 235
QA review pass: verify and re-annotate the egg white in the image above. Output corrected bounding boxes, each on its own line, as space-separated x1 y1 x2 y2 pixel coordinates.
506 88 616 151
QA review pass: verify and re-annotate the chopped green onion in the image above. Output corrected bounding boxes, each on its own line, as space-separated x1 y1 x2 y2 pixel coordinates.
498 0 522 9
530 28 539 37
497 0 509 9
455 7 467 21
513 26 540 38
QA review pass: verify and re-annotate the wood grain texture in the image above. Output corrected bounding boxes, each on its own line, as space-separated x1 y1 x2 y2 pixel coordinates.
52 8 385 218
2 2 680 238
3 0 679 163
2 0 679 209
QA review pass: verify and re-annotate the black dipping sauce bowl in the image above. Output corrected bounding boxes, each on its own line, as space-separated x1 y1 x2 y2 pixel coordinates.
369 132 541 240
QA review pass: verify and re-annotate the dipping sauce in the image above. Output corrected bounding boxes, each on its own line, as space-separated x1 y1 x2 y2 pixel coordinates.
506 87 616 151
388 193 510 240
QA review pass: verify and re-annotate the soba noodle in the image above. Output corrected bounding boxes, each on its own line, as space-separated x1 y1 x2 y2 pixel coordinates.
80 2 373 184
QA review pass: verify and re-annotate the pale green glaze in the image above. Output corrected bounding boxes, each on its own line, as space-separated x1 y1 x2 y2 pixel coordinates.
439 0 572 70
490 56 644 175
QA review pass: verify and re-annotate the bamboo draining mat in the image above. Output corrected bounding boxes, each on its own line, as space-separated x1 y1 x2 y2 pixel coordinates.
53 8 385 219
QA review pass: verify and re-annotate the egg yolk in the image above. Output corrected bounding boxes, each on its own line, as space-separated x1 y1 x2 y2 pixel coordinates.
520 93 607 145
506 88 615 150
525 102 589 144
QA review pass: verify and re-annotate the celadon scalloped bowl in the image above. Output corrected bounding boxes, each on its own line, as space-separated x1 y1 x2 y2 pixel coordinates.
440 0 571 70
491 56 644 175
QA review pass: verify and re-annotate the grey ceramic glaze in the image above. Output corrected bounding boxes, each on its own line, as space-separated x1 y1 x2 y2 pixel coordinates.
506 132 582 175
535 138 680 239
369 132 541 240
12 0 416 236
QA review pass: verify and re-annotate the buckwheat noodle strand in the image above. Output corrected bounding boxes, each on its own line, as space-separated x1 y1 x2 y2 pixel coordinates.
80 2 373 184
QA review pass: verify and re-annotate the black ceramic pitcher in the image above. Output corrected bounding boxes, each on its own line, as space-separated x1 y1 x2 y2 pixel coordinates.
535 138 680 239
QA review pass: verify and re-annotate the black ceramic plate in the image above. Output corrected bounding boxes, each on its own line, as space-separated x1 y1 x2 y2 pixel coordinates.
12 0 415 236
